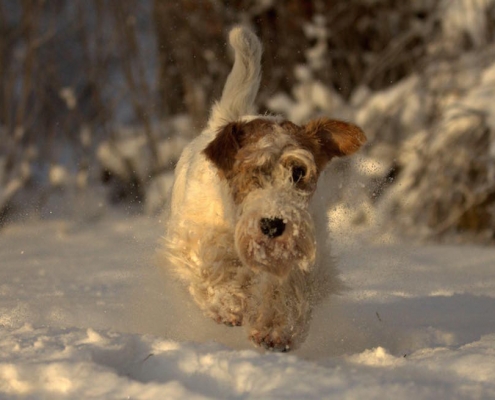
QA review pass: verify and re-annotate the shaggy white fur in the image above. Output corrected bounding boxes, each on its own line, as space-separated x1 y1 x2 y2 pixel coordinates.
159 26 366 351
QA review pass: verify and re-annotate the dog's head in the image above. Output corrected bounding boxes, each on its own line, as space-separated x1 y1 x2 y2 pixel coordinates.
203 117 366 278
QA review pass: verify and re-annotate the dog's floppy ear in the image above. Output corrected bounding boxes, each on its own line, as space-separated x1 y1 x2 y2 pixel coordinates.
302 118 366 170
203 122 244 176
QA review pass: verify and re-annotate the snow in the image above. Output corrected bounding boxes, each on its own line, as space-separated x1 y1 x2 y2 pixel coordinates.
3 325 494 399
441 0 495 48
1 213 495 399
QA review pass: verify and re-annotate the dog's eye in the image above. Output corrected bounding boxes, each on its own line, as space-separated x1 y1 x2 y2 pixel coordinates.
252 174 263 188
291 166 306 184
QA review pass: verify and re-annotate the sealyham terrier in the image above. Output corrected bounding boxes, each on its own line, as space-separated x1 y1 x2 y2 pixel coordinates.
159 26 366 352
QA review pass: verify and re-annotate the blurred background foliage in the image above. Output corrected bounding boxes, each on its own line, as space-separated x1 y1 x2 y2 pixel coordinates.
1 0 495 243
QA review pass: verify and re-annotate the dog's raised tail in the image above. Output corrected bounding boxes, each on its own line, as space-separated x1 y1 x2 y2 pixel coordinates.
208 26 262 131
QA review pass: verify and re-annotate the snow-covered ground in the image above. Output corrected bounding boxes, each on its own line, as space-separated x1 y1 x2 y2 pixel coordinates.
1 213 495 399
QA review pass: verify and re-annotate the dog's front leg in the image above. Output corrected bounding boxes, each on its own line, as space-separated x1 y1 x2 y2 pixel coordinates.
186 239 253 328
246 270 312 352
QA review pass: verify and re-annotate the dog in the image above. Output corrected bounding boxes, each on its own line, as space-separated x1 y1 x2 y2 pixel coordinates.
159 26 366 352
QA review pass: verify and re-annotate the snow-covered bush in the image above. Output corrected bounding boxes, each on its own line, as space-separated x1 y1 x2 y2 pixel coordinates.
378 60 495 241
97 115 193 214
440 0 495 49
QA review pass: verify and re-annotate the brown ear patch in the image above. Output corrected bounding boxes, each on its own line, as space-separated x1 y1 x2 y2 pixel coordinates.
203 122 244 176
302 118 366 170
203 118 276 177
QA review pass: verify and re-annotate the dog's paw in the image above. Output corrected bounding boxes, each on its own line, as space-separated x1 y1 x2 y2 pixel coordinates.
211 311 243 327
215 315 243 327
249 329 292 352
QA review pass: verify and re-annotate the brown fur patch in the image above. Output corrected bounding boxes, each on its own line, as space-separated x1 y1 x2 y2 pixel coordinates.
203 119 276 178
251 118 367 172
202 122 243 177
301 118 367 170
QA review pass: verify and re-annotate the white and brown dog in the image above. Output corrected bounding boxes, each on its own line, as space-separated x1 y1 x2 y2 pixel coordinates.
160 26 366 351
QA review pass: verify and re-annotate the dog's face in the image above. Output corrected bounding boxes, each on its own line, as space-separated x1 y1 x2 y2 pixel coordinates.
204 117 366 277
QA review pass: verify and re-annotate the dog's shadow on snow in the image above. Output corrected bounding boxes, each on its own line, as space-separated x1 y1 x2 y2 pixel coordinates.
301 293 495 359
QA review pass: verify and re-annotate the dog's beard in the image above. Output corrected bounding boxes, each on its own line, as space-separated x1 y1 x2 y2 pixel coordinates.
234 192 316 278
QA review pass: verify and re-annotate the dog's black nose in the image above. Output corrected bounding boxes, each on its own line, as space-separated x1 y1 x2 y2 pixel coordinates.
260 217 286 238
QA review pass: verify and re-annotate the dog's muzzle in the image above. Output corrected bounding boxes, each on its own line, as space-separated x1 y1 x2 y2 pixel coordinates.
234 191 316 278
